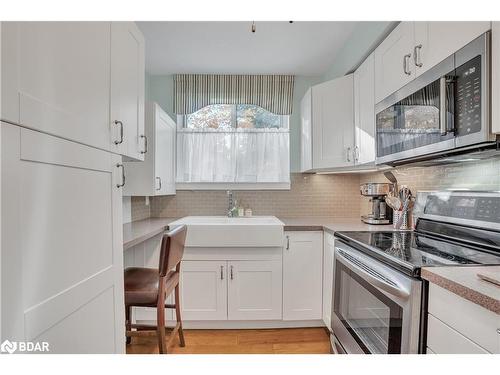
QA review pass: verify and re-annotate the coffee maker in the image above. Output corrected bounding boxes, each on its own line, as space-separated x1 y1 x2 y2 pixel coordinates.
360 183 393 224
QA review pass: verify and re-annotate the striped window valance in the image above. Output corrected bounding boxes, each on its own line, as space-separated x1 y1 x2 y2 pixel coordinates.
174 74 295 115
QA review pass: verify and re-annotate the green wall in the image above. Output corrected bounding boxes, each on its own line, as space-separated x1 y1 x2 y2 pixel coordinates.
145 21 397 173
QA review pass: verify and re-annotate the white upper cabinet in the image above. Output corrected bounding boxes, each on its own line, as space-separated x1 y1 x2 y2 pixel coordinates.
374 22 415 103
1 22 146 159
110 22 146 161
123 102 176 196
1 22 112 151
311 74 355 169
300 88 313 172
414 22 490 77
283 231 323 321
354 52 376 165
374 21 491 103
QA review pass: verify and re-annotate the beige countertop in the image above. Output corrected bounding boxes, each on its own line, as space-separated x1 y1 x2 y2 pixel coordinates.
421 266 500 314
123 217 178 250
280 217 394 233
123 216 394 251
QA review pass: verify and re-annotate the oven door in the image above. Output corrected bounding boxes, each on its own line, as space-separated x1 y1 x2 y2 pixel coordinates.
331 241 422 354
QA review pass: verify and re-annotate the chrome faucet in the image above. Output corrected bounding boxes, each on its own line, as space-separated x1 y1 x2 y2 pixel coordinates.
227 190 234 217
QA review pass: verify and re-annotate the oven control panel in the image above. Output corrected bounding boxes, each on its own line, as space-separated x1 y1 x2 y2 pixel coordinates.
424 193 500 224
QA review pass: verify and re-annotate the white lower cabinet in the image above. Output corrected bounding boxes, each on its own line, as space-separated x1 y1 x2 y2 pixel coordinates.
180 260 282 321
426 283 499 354
180 261 227 321
228 260 282 320
322 233 335 330
1 122 125 353
283 231 323 320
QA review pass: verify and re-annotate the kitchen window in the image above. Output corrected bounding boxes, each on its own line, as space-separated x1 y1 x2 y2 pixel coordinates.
176 104 290 189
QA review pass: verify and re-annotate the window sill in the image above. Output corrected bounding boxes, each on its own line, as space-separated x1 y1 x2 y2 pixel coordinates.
176 182 291 191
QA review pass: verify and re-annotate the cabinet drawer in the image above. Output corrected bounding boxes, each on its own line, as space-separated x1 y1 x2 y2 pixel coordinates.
427 314 489 354
428 283 499 353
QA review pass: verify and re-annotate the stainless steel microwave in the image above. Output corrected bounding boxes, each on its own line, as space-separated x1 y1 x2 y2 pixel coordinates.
375 32 497 165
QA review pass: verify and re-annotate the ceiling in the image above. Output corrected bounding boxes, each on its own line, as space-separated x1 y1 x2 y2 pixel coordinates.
137 21 359 76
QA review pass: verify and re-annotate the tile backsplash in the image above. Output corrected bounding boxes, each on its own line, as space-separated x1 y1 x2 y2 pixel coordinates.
129 158 500 221
359 158 500 216
150 173 361 218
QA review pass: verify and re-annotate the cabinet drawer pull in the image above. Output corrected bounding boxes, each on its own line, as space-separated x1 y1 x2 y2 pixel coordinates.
403 54 412 75
286 235 290 250
230 265 234 280
114 120 124 145
220 265 224 280
140 135 148 154
414 44 423 67
116 163 126 188
497 328 500 335
346 147 352 162
156 176 162 191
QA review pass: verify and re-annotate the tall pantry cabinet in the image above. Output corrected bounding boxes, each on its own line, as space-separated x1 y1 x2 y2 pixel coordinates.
0 22 145 353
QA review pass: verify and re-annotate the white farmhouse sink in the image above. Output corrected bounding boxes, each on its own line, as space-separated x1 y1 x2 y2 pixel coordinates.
169 216 284 247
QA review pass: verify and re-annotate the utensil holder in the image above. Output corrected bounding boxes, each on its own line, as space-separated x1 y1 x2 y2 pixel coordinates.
393 210 409 230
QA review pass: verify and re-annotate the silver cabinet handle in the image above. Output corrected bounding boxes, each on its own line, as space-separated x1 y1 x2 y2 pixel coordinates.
403 54 412 75
116 163 125 188
414 44 423 67
156 176 162 191
113 120 124 145
230 265 234 280
286 235 290 250
140 135 148 154
496 328 500 334
220 265 224 280
354 146 360 162
346 147 352 162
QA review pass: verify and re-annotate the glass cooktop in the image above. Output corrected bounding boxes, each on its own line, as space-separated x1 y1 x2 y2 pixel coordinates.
334 230 500 277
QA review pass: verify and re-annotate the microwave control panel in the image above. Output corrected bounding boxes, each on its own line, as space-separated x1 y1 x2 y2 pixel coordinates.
455 55 482 136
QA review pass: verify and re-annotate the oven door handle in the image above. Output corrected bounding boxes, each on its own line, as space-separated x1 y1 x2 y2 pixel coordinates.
336 248 411 299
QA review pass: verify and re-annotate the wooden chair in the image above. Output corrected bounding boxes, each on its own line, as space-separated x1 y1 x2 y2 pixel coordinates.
124 225 187 354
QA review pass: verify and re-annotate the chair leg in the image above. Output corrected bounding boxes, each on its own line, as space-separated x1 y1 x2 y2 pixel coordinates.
126 305 132 345
175 285 185 347
157 300 166 354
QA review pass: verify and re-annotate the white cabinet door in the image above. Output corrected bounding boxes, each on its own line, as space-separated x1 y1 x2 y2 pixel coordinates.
354 53 376 165
155 106 176 195
283 231 323 320
322 233 335 330
123 102 176 196
1 22 112 152
374 22 415 103
300 88 313 172
227 260 282 320
312 75 354 169
1 122 125 353
180 261 227 321
414 22 490 77
110 22 145 161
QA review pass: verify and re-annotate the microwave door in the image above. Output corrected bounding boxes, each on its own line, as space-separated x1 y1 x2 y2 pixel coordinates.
375 55 456 165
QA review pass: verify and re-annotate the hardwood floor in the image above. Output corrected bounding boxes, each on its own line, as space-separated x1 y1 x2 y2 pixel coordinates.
126 327 331 354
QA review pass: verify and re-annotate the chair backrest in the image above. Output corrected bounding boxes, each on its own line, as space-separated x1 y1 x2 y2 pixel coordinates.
158 225 187 277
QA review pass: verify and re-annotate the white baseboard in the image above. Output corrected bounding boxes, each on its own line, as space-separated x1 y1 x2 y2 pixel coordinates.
135 319 326 330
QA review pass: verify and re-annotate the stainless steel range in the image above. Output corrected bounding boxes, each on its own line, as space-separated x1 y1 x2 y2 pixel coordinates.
331 191 500 354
